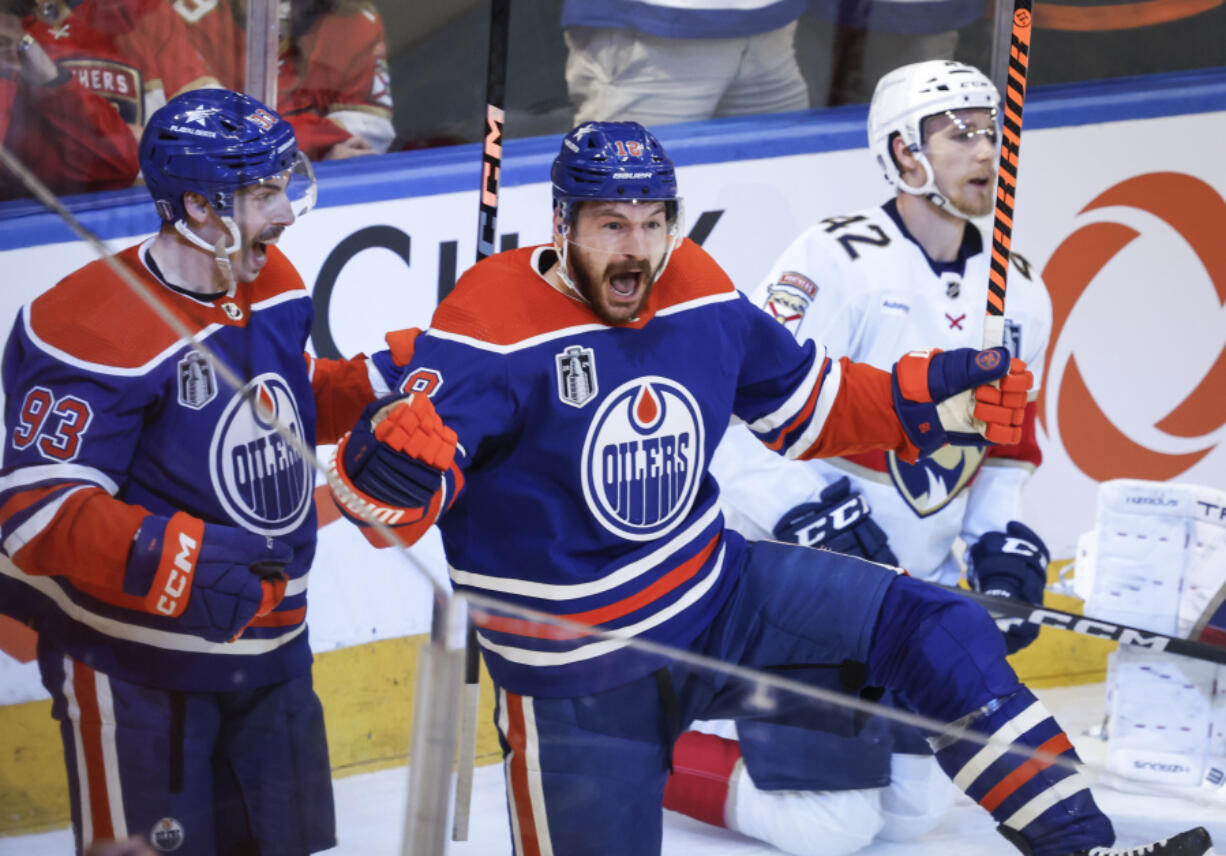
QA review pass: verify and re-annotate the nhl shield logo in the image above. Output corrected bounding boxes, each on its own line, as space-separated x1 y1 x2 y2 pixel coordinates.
556 345 598 408
221 302 244 321
178 351 217 410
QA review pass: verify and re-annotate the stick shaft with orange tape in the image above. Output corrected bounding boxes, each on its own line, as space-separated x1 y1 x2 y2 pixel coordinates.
985 0 1034 348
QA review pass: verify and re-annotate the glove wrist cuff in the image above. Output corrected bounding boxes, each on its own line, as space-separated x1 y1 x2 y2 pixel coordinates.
126 512 204 617
330 434 426 528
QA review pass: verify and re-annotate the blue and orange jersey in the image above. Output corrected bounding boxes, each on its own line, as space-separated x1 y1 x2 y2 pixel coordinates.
388 239 908 697
0 239 378 691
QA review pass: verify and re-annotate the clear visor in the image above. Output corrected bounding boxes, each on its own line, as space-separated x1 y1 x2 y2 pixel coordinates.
559 197 685 258
234 150 317 222
920 107 1000 148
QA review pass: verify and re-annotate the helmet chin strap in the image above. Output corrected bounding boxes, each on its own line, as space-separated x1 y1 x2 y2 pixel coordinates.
898 154 979 221
174 216 242 297
553 226 586 302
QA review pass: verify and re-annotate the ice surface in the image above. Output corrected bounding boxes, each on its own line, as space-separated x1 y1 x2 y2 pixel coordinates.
4 684 1222 855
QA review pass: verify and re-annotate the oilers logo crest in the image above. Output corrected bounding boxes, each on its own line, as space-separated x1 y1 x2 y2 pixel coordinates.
887 445 986 517
209 373 312 536
581 376 704 541
150 816 185 851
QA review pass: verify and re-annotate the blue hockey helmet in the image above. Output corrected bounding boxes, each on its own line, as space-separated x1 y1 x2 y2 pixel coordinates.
140 89 315 224
550 121 679 224
550 122 684 294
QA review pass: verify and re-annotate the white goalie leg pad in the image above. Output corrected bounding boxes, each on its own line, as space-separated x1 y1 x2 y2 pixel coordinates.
1077 479 1226 636
1184 483 1226 637
1105 646 1221 788
728 763 885 856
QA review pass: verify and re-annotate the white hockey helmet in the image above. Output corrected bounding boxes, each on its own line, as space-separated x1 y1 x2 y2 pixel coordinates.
868 60 999 216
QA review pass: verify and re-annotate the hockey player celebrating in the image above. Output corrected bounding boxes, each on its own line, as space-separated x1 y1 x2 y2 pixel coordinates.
0 90 403 855
329 120 1213 856
665 59 1056 854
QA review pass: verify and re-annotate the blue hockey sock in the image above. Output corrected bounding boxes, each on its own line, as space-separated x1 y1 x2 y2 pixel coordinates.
865 576 1114 855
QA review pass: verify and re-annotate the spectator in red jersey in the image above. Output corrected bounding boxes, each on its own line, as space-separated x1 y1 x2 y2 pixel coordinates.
175 0 394 161
21 0 219 138
0 3 138 199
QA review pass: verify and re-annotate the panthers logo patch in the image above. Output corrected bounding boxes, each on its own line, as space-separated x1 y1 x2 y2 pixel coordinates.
887 445 987 517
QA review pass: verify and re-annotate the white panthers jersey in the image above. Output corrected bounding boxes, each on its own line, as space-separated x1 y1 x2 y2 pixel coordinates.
714 200 1052 583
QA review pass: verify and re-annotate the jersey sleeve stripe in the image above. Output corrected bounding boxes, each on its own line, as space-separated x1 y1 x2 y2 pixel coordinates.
448 502 721 600
0 481 82 529
3 484 91 557
744 345 827 434
474 543 727 668
0 463 120 496
784 356 843 460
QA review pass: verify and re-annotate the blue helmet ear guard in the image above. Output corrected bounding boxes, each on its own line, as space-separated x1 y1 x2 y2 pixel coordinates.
550 121 679 224
139 89 306 223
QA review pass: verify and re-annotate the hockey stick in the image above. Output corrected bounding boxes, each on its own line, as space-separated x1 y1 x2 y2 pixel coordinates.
1189 579 1226 647
939 583 1226 666
452 0 510 842
475 0 509 263
983 0 1034 349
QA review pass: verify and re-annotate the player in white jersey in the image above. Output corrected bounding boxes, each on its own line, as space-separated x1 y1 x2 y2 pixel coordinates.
665 60 1056 855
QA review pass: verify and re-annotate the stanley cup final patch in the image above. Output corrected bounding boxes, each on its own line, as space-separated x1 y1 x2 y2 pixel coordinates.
178 351 218 410
557 344 598 407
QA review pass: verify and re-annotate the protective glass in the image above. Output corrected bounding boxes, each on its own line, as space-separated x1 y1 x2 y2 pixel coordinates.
559 197 686 259
235 150 317 221
921 107 1000 149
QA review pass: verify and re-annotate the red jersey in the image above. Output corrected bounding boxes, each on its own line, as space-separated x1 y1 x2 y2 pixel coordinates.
174 0 394 159
26 0 217 128
0 73 139 200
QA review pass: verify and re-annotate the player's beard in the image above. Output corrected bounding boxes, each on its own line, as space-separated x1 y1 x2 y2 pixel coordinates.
945 174 995 218
568 245 664 325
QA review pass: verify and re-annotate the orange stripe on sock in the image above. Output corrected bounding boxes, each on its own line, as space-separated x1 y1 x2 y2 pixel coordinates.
979 732 1074 813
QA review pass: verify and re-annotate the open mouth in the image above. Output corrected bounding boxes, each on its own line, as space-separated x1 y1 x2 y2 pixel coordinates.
249 230 282 267
608 270 642 300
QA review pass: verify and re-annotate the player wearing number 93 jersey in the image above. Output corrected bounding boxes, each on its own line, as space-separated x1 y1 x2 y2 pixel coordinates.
0 90 409 856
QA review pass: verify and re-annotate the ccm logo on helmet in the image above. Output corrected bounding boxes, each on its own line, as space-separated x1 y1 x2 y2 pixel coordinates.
155 531 200 616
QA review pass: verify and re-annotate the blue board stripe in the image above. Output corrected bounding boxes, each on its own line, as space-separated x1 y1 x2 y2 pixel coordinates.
1 67 1223 251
